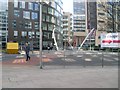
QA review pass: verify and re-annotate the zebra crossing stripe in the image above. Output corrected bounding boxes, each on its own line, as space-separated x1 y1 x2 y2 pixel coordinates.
13 60 17 63
61 58 75 62
85 58 92 61
22 60 24 63
13 59 27 64
17 60 21 63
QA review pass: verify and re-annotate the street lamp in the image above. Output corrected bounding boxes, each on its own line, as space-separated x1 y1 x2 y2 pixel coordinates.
37 0 50 69
39 0 43 69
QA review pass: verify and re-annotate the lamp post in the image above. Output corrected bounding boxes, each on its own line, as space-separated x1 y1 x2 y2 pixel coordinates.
39 0 43 69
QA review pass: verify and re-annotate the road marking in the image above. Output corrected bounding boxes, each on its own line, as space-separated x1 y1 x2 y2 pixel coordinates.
36 55 46 58
55 51 63 55
85 58 92 61
43 58 52 62
12 59 27 64
114 58 118 61
13 60 17 63
16 55 24 58
22 59 24 63
61 58 75 62
92 55 97 57
86 53 92 55
57 55 66 57
104 59 114 61
77 55 82 57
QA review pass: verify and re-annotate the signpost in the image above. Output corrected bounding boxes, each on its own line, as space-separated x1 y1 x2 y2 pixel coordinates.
101 33 120 48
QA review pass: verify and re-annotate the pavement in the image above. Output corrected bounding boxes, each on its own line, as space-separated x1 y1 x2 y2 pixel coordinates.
2 65 118 88
1 50 119 88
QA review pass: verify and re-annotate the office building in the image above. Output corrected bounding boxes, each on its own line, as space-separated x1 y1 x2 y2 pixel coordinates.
73 0 97 48
0 1 8 49
62 12 73 46
8 0 63 49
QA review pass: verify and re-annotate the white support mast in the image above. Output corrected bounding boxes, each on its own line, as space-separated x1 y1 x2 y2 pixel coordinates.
52 26 59 51
78 28 95 50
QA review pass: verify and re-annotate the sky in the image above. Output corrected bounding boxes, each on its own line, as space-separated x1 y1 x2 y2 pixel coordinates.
63 0 73 13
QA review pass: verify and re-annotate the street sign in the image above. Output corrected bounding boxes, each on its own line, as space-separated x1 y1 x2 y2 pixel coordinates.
101 33 120 48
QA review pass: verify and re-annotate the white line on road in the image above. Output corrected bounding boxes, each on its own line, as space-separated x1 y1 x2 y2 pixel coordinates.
85 58 92 61
77 55 83 57
61 58 75 62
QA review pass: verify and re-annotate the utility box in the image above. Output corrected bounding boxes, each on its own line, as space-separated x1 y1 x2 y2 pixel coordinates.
7 43 19 54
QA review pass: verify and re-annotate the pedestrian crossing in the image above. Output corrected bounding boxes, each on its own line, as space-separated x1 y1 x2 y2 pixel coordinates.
12 58 52 64
12 59 27 64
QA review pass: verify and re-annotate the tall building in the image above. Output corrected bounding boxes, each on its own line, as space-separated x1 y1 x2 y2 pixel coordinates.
8 0 63 49
73 0 87 47
86 1 97 48
73 0 97 48
0 0 8 49
95 0 120 47
95 0 108 47
62 12 73 46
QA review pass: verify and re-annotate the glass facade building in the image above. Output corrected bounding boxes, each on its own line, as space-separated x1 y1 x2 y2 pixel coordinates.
8 0 63 49
0 0 8 49
73 0 87 47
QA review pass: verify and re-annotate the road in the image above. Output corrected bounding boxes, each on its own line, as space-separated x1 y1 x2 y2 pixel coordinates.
1 50 119 67
1 50 119 88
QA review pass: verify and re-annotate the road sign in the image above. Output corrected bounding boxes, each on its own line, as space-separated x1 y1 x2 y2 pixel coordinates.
101 33 120 48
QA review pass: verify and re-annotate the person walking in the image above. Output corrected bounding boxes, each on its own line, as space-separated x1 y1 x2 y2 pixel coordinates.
24 42 30 61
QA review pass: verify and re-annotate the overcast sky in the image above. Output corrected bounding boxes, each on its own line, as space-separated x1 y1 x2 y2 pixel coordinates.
63 0 73 13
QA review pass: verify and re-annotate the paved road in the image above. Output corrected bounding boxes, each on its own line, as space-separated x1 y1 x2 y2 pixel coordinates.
1 50 119 67
1 50 119 88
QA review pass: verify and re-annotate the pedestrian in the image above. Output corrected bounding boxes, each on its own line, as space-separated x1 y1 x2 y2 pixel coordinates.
24 42 30 61
47 44 50 53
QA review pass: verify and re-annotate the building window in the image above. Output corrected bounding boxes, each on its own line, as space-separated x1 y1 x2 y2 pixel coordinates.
34 3 39 10
42 6 47 13
36 32 39 38
48 7 53 15
42 14 46 21
28 31 35 38
48 24 53 31
23 11 30 19
34 22 39 29
28 31 32 38
19 1 25 9
14 0 18 7
43 32 48 39
42 23 47 30
31 32 35 38
22 31 27 37
28 2 33 10
49 16 52 23
12 20 16 28
25 21 32 29
46 15 50 22
32 12 38 19
14 31 18 37
14 10 20 17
